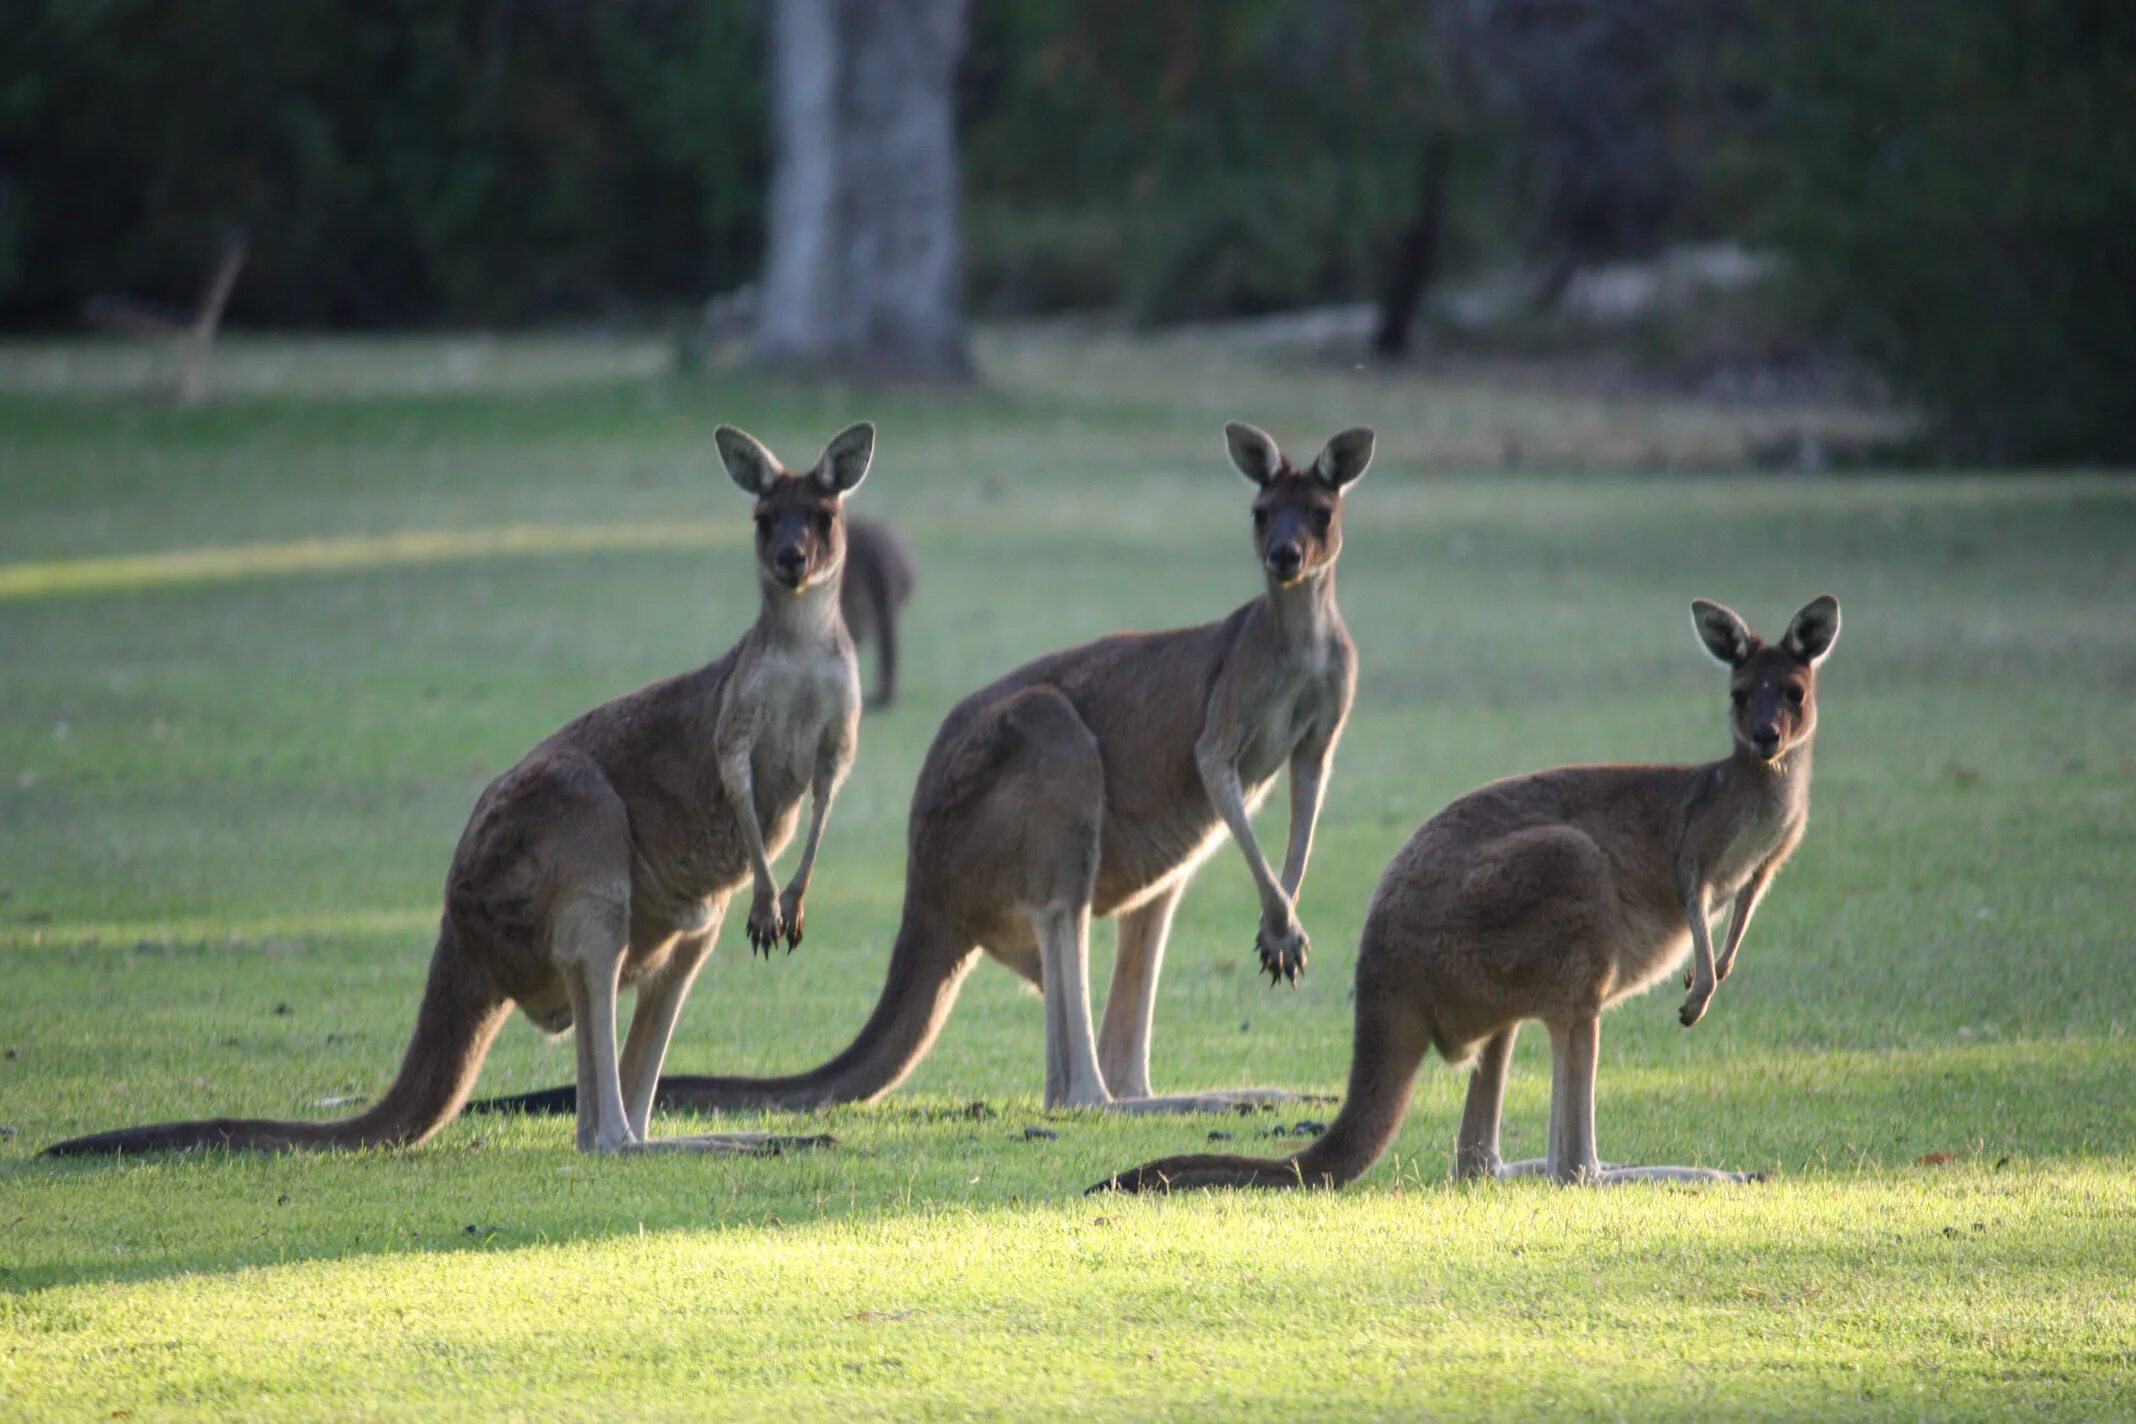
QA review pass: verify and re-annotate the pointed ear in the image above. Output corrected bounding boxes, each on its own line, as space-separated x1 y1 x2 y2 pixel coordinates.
1782 594 1841 665
1224 421 1284 487
810 420 875 496
715 425 781 495
1312 427 1376 488
1691 599 1756 668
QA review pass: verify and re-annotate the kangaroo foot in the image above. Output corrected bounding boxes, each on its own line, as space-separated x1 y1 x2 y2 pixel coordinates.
1494 1157 1630 1180
1597 1164 1766 1184
1104 1088 1335 1116
616 1132 835 1156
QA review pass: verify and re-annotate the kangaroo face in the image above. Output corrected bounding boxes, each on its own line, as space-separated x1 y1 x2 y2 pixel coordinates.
714 421 876 594
1692 595 1841 763
1253 476 1343 585
1730 646 1815 761
755 478 845 593
1224 421 1375 587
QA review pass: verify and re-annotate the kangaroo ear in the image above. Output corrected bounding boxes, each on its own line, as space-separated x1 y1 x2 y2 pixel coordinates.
811 421 875 495
1691 599 1757 668
1782 594 1841 665
1312 427 1376 488
715 426 781 495
1224 421 1284 487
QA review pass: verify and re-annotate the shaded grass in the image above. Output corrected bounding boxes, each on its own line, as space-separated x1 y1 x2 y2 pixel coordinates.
0 329 2131 1419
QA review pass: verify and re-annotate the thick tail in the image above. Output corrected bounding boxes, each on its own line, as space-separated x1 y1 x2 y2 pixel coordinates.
467 905 972 1117
1091 975 1432 1193
46 926 511 1157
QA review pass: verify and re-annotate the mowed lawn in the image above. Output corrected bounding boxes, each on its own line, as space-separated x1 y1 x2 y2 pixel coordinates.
0 331 2131 1421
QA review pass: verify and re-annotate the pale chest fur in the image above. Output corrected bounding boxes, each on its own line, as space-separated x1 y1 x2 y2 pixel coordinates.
728 642 858 800
1700 779 1804 903
1232 648 1346 786
636 640 854 922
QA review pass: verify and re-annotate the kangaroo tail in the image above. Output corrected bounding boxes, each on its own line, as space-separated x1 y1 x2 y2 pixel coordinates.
467 904 972 1118
46 925 511 1157
1091 965 1432 1193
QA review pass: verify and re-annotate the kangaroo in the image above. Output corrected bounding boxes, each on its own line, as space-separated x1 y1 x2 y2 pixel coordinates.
45 423 875 1158
467 422 1372 1119
840 518 917 711
1094 595 1839 1191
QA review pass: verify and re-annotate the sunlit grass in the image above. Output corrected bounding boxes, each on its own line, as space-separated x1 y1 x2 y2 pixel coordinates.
0 522 738 602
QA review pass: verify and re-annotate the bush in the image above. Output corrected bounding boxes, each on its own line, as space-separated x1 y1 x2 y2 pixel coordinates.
0 1 764 328
1749 0 2136 462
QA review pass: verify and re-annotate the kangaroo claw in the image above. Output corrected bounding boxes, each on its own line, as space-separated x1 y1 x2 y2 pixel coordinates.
1259 953 1304 986
745 904 784 958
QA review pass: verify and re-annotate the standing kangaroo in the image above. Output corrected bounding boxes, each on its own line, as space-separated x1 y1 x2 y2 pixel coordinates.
469 422 1372 1118
1095 595 1839 1191
841 518 917 711
45 423 875 1158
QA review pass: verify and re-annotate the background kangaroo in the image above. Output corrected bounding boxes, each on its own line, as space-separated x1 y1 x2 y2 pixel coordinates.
841 518 917 711
470 421 1372 1119
45 423 875 1157
1095 595 1839 1191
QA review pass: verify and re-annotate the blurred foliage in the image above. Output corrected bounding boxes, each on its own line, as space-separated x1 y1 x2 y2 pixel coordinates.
0 0 764 326
0 0 2126 461
960 0 1748 327
964 0 1446 323
1744 0 2136 462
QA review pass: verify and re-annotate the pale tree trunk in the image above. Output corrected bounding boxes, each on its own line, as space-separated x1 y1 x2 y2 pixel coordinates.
756 0 973 381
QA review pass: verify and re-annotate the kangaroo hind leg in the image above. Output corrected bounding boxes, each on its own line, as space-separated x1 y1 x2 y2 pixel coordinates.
1540 1013 1760 1185
618 918 721 1139
553 892 634 1153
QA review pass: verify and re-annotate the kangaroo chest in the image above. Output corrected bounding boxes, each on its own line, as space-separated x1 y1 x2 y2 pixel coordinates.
636 643 854 922
737 646 853 806
1233 662 1339 785
1702 782 1803 903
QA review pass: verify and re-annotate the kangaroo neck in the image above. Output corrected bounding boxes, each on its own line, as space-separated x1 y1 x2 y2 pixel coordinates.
1719 735 1814 817
754 564 846 646
1262 564 1338 648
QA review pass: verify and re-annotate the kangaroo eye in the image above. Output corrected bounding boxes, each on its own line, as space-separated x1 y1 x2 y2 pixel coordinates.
1786 686 1806 706
1253 509 1270 529
1730 688 1749 708
813 509 833 534
1312 509 1332 534
753 510 772 531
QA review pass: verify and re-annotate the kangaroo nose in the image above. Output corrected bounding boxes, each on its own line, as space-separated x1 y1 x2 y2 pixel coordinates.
775 547 806 572
1752 725 1781 754
1267 545 1303 576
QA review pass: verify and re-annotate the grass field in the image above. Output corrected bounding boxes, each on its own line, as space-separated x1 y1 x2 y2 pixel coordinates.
2 330 2132 1420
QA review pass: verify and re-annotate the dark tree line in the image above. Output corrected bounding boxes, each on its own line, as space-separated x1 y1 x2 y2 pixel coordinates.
0 1 767 326
1 0 2128 458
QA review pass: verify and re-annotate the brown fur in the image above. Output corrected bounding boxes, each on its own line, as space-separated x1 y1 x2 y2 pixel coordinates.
45 423 877 1158
468 422 1376 1119
1094 595 1839 1191
840 518 917 711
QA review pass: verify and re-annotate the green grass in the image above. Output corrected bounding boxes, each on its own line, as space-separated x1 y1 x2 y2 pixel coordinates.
1 329 2131 1420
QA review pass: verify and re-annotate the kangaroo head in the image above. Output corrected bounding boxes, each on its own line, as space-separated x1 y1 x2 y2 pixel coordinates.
1225 422 1375 586
715 421 875 594
1692 595 1841 762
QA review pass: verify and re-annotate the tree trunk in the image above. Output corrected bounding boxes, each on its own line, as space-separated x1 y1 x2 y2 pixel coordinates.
1371 133 1454 358
755 0 973 381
